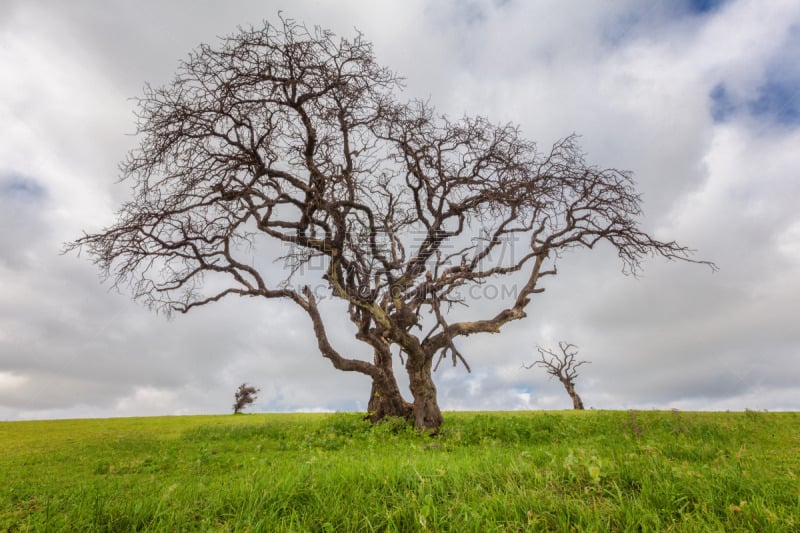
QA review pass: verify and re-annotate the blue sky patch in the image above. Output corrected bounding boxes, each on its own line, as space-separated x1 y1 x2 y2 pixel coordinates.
748 77 800 125
749 27 800 127
709 31 800 127
686 0 729 15
710 83 737 122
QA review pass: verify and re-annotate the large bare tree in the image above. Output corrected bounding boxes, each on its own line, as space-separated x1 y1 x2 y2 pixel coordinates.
67 18 714 431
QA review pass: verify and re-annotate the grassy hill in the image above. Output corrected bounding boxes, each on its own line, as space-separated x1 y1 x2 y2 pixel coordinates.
1 410 798 531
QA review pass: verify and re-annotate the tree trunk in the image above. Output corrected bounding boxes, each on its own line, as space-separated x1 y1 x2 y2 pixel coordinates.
366 344 412 422
367 370 412 422
562 379 585 410
407 355 443 433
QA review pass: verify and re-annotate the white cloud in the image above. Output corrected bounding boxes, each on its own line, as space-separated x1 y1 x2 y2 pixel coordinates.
0 371 28 390
114 386 180 416
1 0 798 420
776 221 800 262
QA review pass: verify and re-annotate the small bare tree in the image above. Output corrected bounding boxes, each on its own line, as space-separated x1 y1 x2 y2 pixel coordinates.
233 383 260 414
525 342 588 410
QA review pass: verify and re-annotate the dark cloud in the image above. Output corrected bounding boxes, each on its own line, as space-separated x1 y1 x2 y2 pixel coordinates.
0 174 49 269
0 173 46 199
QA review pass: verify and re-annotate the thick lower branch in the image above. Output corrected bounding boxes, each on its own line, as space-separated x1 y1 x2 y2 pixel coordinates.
293 286 380 378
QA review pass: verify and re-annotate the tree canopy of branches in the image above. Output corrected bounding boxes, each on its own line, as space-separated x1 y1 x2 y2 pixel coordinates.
67 17 714 432
525 342 589 410
233 383 260 414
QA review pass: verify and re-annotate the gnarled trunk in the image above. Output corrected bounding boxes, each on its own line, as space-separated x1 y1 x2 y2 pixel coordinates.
407 354 443 433
562 379 585 410
367 371 412 422
366 343 412 422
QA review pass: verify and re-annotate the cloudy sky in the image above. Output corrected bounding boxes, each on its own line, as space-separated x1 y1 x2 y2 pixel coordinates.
1 0 799 420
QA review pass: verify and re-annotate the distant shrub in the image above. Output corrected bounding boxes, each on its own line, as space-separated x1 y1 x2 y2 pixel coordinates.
233 383 259 414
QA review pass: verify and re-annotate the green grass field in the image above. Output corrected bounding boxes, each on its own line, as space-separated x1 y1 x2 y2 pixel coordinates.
1 410 798 531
